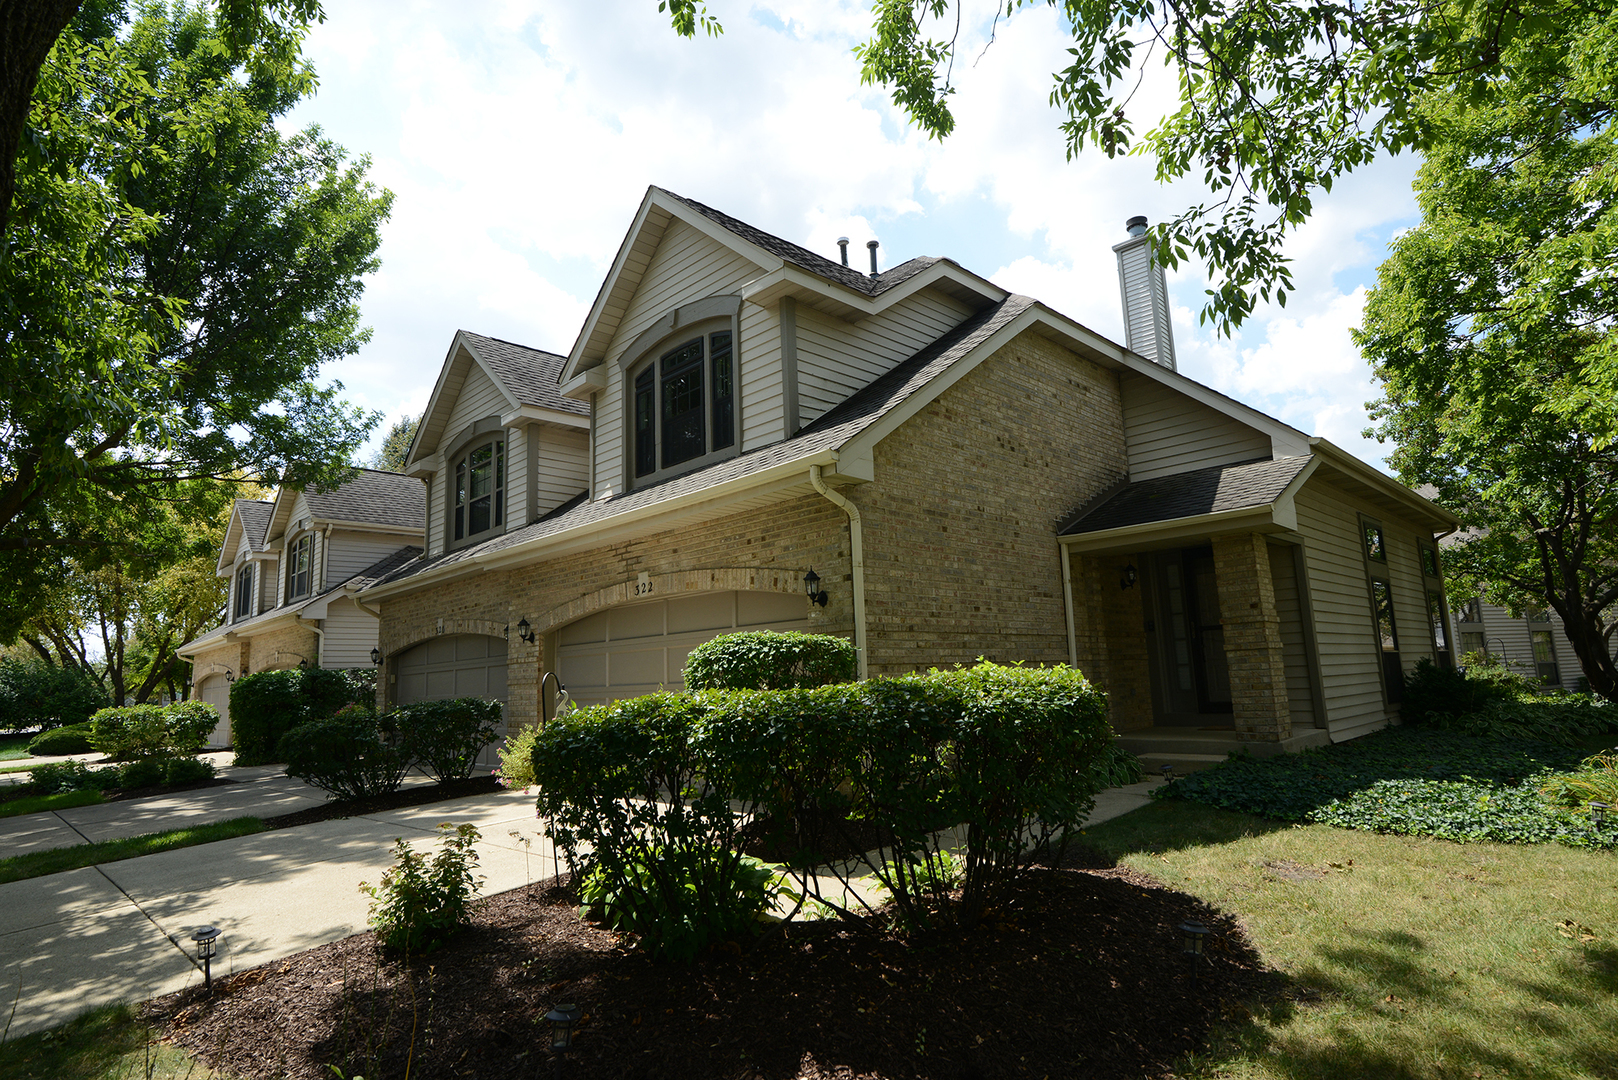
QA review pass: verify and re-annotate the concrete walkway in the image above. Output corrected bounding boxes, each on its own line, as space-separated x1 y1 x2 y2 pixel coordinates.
0 768 1162 1041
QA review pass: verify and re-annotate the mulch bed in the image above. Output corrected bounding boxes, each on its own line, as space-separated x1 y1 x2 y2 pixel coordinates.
145 845 1282 1080
261 775 505 829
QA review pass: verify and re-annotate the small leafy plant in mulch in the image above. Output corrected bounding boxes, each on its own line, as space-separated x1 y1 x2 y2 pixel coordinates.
1156 726 1618 847
146 848 1279 1080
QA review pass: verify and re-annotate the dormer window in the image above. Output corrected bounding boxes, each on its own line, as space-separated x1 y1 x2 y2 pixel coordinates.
286 533 312 600
630 329 735 483
454 438 504 541
233 564 254 621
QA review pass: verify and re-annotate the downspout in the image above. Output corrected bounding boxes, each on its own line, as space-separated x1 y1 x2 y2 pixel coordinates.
296 616 326 669
809 465 867 679
320 523 334 593
1058 539 1078 667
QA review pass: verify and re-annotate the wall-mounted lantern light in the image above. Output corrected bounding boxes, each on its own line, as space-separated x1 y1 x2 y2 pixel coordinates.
223 669 235 683
545 1002 582 1052
370 647 382 667
191 925 221 992
297 658 309 670
517 617 537 645
1121 563 1138 590
804 569 828 607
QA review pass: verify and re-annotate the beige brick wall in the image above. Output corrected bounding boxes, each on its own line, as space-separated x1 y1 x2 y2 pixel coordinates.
1212 531 1292 740
247 624 320 674
187 641 248 683
1069 551 1153 730
850 329 1128 676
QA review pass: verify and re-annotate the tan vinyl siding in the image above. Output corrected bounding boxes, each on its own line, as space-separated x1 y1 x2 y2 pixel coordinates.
326 532 416 586
534 425 590 517
505 424 528 526
444 363 509 438
319 598 380 668
739 302 783 450
1268 542 1318 729
425 473 443 558
1453 600 1597 691
256 560 276 615
593 219 768 496
1293 479 1390 741
794 289 974 426
1118 372 1272 481
234 528 253 563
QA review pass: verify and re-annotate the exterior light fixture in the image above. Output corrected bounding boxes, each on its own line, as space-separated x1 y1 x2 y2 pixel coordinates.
517 617 536 645
1180 920 1209 986
1591 801 1609 830
191 925 221 992
804 568 828 607
298 658 309 670
370 647 382 667
545 1002 582 1052
1161 763 1175 782
223 669 235 683
1121 563 1138 589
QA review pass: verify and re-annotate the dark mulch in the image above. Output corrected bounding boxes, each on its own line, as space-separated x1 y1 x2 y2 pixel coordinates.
261 775 504 829
146 846 1281 1080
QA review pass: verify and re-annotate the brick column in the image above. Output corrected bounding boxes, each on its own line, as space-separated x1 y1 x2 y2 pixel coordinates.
1211 532 1291 741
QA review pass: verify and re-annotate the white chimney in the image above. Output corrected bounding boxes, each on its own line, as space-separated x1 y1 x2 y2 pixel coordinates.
1113 215 1176 371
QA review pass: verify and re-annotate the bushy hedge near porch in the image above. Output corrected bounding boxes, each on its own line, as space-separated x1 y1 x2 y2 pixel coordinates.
529 660 1112 961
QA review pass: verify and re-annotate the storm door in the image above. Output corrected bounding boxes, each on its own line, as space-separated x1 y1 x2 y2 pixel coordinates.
1151 547 1233 720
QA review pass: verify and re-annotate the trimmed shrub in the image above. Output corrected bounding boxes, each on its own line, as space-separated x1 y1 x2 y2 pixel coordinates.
89 701 216 761
0 658 108 732
495 722 538 789
118 758 165 789
279 705 409 800
683 630 856 690
396 699 503 782
28 758 121 795
163 756 217 785
360 823 484 954
230 667 372 766
532 662 1111 954
26 722 94 756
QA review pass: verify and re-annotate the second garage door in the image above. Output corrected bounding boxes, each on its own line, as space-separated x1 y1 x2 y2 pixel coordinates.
555 591 812 707
395 634 509 766
196 675 232 748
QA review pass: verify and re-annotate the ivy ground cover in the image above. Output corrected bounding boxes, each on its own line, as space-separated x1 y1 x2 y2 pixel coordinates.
1156 727 1616 848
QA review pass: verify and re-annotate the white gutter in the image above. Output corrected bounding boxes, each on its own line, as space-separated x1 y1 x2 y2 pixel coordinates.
809 465 868 680
320 524 333 595
297 616 326 668
1059 541 1078 668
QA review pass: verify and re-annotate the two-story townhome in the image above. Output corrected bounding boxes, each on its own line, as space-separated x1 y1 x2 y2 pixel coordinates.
1449 594 1613 693
357 186 1459 761
179 469 426 746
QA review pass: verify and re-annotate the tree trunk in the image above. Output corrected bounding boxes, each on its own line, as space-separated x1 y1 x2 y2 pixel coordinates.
0 0 84 238
1557 602 1618 701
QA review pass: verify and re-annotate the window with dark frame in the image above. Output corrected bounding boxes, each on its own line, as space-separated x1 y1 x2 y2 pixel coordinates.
233 564 253 621
453 439 504 543
1360 515 1401 703
632 330 736 481
286 534 312 600
1419 542 1451 668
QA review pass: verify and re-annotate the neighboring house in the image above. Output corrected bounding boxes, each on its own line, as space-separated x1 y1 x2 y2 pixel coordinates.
179 470 426 746
1449 596 1608 693
357 187 1458 761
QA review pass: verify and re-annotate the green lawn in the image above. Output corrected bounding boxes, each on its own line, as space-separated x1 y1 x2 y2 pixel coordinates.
0 1004 232 1080
0 790 103 819
1083 800 1618 1080
0 734 32 761
0 817 265 885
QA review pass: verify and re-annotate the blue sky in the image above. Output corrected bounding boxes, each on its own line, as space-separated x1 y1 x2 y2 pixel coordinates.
283 0 1421 470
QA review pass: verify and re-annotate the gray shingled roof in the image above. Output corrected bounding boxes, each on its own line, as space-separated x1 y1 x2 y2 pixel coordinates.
1058 457 1313 536
235 499 273 552
305 469 426 530
462 332 589 416
370 295 1036 589
660 189 943 297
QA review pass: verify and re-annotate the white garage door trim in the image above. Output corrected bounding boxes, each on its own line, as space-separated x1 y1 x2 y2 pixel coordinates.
555 590 814 707
196 675 232 749
394 634 509 766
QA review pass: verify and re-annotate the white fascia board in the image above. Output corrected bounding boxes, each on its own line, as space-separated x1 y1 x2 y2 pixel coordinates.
1309 438 1460 532
564 190 689 380
178 610 299 658
742 260 1008 324
317 520 426 539
263 487 299 545
499 404 591 430
361 448 842 600
456 331 523 413
1058 505 1283 554
406 334 484 467
559 368 606 401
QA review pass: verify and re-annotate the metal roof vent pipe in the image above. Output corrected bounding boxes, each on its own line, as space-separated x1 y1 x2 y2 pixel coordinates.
867 239 880 279
837 237 850 266
1113 215 1177 371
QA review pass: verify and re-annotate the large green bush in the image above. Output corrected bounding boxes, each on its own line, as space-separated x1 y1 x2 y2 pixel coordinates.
88 701 216 760
682 630 856 690
1402 657 1614 744
279 705 409 800
230 667 372 766
27 758 122 795
395 699 502 782
26 722 94 756
532 662 1111 956
0 658 108 731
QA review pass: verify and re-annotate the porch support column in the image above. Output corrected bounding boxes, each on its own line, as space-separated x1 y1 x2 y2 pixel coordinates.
1211 532 1291 742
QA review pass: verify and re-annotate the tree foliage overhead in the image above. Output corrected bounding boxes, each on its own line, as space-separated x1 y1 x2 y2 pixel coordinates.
1358 49 1617 699
0 1 389 633
667 0 1613 335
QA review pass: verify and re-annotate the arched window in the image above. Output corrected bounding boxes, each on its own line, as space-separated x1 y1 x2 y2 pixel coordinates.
454 438 504 541
630 329 735 482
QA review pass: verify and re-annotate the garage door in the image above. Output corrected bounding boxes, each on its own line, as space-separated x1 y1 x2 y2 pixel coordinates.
395 634 508 766
196 675 231 749
555 591 812 707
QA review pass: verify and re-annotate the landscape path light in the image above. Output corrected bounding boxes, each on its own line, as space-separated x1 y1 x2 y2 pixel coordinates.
191 925 221 992
1179 920 1209 987
545 1002 582 1053
1591 801 1609 830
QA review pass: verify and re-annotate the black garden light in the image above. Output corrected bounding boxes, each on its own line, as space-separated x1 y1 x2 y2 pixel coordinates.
370 647 381 666
1121 563 1138 589
545 1002 582 1052
1591 802 1609 830
1180 920 1209 986
191 925 221 992
804 568 828 607
1161 763 1175 782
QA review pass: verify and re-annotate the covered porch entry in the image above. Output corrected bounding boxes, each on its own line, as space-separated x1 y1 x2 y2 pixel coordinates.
1057 458 1331 761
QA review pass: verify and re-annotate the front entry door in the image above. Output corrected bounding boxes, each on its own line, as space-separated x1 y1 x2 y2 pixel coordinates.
1151 547 1233 721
